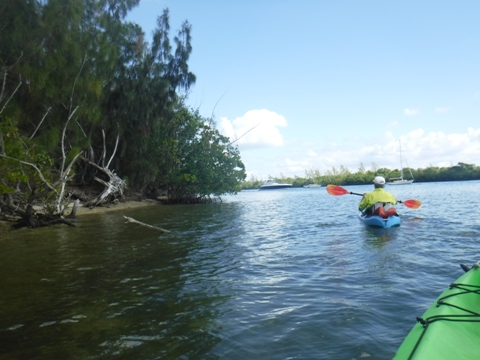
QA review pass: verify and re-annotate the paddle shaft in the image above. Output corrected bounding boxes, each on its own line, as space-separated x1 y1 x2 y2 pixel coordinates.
326 185 420 208
348 191 363 197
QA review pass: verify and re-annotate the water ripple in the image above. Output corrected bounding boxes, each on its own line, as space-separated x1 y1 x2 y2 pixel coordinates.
1 182 480 359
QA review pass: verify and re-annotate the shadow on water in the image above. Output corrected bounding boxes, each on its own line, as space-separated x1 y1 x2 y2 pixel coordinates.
0 204 246 359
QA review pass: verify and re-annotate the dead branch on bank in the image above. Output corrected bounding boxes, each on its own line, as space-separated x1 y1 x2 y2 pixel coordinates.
123 216 170 233
81 148 126 207
0 66 82 228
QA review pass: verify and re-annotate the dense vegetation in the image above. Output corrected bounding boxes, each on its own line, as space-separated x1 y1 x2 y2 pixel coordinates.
241 162 480 189
0 0 246 227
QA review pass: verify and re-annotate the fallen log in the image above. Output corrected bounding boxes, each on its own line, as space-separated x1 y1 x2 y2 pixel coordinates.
123 216 170 233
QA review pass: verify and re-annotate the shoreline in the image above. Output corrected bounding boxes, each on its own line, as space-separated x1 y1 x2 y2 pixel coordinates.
0 199 160 234
72 199 159 216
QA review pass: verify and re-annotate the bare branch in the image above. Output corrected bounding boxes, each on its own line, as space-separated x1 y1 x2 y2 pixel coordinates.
106 133 119 169
101 129 106 167
69 54 87 115
75 119 95 159
0 69 6 105
0 75 22 114
210 89 228 124
81 155 126 207
227 121 261 146
59 106 79 174
0 53 23 106
30 107 52 139
0 153 57 192
55 150 83 214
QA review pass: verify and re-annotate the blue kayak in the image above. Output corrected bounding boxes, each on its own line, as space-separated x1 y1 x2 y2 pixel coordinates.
358 212 401 228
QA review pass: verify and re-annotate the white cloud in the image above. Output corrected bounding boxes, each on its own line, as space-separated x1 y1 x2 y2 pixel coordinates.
404 108 420 116
435 107 450 114
219 109 480 179
240 127 480 179
219 109 287 149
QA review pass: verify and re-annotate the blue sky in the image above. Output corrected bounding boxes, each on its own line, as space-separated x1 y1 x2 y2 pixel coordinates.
128 1 480 180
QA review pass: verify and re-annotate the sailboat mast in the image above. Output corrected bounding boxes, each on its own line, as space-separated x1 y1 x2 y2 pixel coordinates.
388 139 413 184
399 140 404 180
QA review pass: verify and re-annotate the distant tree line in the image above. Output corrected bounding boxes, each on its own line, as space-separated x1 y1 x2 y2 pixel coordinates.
241 162 480 189
0 1 245 228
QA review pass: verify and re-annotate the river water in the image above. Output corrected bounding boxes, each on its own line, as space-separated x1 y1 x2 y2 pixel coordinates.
1 181 479 359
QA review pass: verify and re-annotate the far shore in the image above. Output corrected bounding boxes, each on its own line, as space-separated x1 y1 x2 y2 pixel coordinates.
0 198 160 234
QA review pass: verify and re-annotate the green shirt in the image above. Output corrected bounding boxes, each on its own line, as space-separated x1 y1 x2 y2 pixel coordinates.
358 188 397 211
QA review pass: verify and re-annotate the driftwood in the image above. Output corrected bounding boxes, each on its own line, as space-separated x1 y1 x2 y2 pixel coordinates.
123 216 170 233
81 155 126 207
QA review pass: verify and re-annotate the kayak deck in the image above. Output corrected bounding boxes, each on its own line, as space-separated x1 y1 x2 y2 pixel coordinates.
394 263 480 359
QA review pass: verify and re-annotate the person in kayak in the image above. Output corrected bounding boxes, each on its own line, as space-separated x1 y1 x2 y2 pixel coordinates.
359 176 398 218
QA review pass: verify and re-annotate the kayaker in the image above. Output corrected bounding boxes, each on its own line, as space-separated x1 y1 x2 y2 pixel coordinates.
359 176 398 218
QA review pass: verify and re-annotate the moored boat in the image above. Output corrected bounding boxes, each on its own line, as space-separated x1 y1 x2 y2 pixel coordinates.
394 262 480 359
388 178 414 185
259 179 292 190
358 212 401 228
387 139 414 185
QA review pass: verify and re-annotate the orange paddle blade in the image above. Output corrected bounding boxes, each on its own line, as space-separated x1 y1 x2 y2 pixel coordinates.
326 184 349 196
401 199 422 209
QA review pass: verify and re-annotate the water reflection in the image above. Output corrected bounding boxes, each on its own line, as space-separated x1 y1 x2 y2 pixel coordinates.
363 227 398 245
2 181 480 359
0 205 241 359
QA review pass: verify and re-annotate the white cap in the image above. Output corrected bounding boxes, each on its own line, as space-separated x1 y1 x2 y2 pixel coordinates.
373 176 386 185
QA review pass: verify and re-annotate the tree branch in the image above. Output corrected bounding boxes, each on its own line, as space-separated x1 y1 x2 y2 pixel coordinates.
106 132 119 169
30 107 52 139
101 129 106 168
69 54 87 115
227 121 261 146
0 153 57 192
0 75 22 114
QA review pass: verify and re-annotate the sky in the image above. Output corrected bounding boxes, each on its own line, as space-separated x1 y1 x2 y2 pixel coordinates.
128 0 480 180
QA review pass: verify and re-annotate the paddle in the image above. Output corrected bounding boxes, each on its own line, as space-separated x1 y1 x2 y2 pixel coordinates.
326 184 422 209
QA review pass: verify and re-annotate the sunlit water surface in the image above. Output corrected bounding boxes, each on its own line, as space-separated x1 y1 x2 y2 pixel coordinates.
1 181 479 359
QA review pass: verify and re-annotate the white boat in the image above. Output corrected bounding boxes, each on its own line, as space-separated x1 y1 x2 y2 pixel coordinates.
259 179 292 190
387 140 414 185
388 178 413 185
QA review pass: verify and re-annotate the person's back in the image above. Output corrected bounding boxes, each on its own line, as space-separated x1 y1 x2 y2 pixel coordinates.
359 176 397 217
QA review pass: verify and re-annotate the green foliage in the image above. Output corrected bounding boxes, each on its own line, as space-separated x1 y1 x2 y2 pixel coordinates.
34 152 54 168
0 118 35 195
148 108 246 201
241 163 480 189
1 1 246 205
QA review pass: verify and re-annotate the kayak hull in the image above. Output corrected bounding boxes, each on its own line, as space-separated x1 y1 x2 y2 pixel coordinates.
394 263 480 359
358 212 401 228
